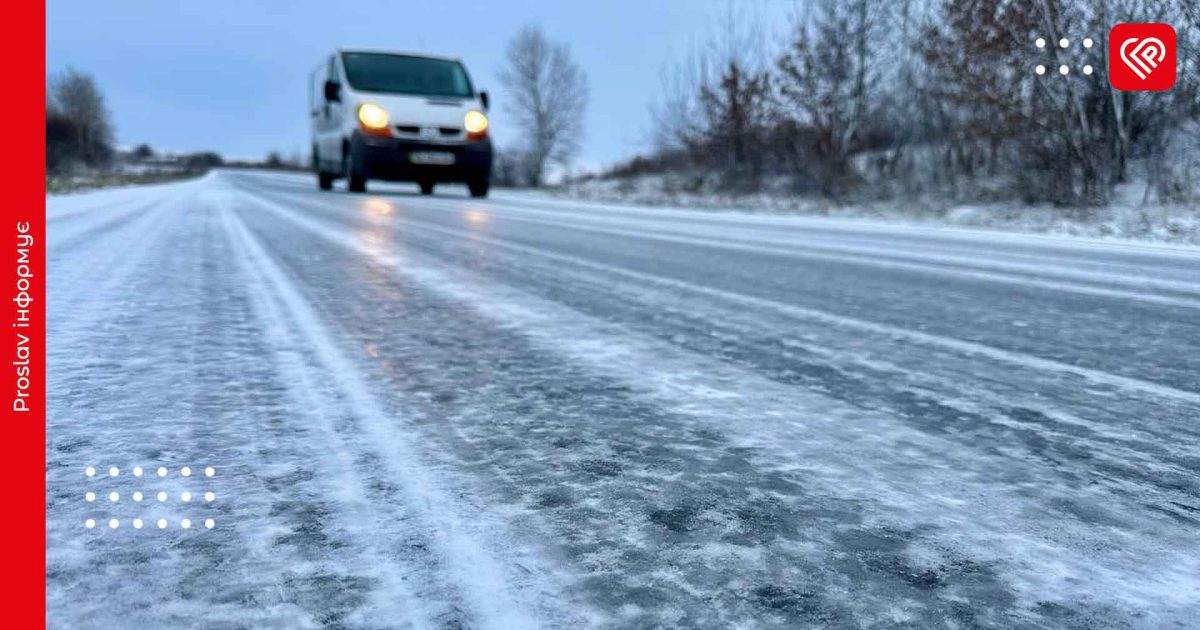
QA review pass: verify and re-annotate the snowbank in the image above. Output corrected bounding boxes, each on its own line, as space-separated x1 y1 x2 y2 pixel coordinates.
545 174 1200 245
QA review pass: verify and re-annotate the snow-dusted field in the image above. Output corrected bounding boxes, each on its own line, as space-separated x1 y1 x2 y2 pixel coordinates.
551 174 1200 244
47 170 1200 628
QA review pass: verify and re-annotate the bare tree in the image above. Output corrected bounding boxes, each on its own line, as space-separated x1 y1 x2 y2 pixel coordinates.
47 68 115 168
499 26 588 187
699 61 772 190
776 0 883 195
650 1 775 191
650 50 708 157
642 0 1198 207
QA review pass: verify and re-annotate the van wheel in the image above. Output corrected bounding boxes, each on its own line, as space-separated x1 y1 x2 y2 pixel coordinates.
467 176 489 198
419 180 435 195
318 172 334 190
344 148 367 193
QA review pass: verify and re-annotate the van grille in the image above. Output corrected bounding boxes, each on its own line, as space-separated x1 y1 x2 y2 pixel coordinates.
393 125 461 137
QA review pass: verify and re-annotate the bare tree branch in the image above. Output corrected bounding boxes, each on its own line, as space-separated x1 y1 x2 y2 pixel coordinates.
499 26 589 187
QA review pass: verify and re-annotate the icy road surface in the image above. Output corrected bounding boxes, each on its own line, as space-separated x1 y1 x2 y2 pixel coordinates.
47 170 1200 629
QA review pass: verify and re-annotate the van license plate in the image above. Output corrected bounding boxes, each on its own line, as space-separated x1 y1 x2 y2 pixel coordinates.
409 151 455 165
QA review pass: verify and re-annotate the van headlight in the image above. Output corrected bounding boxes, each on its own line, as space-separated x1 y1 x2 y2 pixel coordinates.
464 110 489 138
357 103 390 131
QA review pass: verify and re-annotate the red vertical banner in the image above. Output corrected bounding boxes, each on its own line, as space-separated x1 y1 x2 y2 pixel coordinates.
3 0 46 626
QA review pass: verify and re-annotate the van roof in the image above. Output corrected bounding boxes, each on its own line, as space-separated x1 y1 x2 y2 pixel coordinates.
336 48 461 63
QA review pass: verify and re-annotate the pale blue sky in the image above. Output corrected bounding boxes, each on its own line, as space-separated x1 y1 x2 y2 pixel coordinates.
46 0 793 170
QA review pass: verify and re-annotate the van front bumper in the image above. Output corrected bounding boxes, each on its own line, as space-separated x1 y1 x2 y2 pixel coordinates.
350 131 492 183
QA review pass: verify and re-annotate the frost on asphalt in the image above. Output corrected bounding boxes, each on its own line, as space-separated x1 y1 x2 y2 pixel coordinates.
46 172 1200 629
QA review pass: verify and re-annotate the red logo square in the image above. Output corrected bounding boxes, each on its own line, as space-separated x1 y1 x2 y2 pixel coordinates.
1109 23 1176 91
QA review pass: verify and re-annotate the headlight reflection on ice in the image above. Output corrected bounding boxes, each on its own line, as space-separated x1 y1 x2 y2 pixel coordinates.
464 209 489 226
362 198 395 216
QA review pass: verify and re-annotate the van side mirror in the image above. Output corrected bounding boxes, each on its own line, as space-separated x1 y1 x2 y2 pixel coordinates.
323 80 341 102
479 90 490 111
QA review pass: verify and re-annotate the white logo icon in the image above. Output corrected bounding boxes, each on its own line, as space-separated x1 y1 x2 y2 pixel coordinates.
1119 37 1167 79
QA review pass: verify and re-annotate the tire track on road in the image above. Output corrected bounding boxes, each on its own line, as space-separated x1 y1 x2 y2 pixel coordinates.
221 199 580 630
417 199 1200 308
246 185 1200 406
231 177 1200 627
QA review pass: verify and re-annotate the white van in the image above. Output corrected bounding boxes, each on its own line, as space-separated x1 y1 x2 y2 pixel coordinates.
310 49 493 196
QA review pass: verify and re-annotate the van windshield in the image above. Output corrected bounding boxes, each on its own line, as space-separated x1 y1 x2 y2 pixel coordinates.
341 52 474 98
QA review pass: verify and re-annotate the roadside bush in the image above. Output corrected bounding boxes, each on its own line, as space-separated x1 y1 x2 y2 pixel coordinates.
46 68 114 174
46 112 81 174
642 0 1200 208
1150 123 1200 203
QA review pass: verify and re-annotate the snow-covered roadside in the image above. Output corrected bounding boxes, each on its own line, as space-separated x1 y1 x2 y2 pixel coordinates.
47 168 206 195
538 174 1200 244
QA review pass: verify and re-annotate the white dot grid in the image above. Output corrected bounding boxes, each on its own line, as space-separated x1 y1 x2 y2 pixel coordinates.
85 465 217 479
84 465 220 530
1033 35 1098 78
78 518 220 530
84 515 217 529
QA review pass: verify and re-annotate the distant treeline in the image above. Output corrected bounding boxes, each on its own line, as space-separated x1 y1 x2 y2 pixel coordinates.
46 67 307 177
627 0 1200 207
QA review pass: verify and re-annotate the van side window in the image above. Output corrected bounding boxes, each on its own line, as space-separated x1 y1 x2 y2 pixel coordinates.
327 56 338 84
